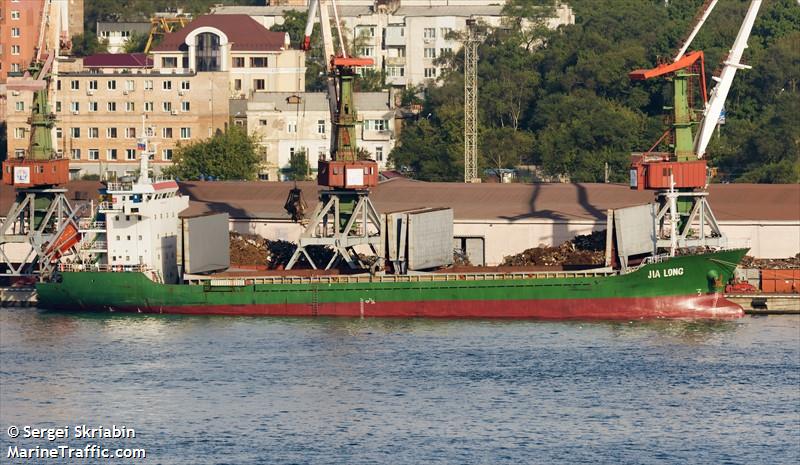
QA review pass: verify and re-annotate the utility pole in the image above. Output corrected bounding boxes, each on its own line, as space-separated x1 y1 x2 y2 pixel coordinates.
464 19 480 183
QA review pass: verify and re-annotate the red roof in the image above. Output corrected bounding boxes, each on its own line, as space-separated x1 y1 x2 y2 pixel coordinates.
152 15 287 52
83 53 153 68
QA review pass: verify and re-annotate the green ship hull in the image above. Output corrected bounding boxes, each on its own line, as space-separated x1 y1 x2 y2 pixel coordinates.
37 249 748 320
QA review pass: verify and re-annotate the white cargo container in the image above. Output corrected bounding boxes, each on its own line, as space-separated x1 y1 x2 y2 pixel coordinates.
182 213 230 274
386 207 453 272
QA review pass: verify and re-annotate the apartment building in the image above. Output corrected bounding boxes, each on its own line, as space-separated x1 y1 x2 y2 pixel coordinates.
0 0 83 82
1 0 46 82
231 91 397 181
96 22 151 54
5 14 306 179
213 0 574 87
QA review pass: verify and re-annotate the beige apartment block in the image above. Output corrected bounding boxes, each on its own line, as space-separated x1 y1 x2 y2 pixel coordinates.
231 92 397 181
151 14 305 98
5 61 230 179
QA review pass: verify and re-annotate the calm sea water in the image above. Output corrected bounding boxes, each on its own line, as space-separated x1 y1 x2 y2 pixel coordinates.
1 309 798 465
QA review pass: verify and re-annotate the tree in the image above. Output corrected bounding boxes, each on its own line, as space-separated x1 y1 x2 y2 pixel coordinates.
270 9 327 91
71 32 108 57
163 125 261 180
285 149 311 181
123 32 150 53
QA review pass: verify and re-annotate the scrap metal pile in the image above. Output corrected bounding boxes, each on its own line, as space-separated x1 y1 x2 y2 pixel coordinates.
501 231 606 267
229 232 333 269
740 253 800 270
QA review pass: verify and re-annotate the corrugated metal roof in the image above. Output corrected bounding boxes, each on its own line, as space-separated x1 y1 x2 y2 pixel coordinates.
152 15 287 52
3 180 797 223
82 53 153 68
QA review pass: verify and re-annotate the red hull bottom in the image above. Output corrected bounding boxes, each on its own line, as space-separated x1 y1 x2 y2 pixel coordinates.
95 294 743 320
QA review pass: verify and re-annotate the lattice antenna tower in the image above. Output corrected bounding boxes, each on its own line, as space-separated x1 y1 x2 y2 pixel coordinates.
464 19 480 183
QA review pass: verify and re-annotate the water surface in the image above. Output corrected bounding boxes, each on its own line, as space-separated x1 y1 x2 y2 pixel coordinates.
1 309 798 464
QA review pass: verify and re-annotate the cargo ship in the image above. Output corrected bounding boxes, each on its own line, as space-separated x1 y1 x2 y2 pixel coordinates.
33 156 748 320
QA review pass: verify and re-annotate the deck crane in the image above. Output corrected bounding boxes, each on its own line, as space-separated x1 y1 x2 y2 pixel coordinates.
284 0 383 271
628 0 762 256
0 0 81 279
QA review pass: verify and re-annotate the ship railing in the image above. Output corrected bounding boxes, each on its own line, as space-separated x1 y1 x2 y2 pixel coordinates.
80 240 107 250
97 201 122 211
78 220 106 230
185 269 617 286
59 263 148 273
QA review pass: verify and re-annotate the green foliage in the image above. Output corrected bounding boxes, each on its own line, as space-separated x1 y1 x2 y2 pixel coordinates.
286 149 311 181
71 32 108 57
163 125 261 181
82 1 263 28
123 32 149 53
81 174 101 181
393 0 799 183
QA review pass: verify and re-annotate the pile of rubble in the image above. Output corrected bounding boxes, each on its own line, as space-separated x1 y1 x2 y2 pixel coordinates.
229 232 334 269
500 231 606 267
741 253 800 270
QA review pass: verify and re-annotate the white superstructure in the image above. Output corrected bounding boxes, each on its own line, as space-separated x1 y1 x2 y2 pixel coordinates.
78 134 188 283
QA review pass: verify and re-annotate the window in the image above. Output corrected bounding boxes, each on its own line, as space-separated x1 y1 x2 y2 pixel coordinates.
88 80 98 90
125 127 136 138
89 101 98 112
423 28 436 39
70 102 79 113
163 101 172 112
440 47 453 56
126 102 135 112
250 57 267 68
233 57 245 68
356 26 376 38
88 149 99 160
181 101 190 112
144 80 153 90
287 121 297 133
180 128 191 139
125 80 135 91
121 30 131 38
56 128 63 138
15 101 24 112
162 57 178 68
70 80 80 90
71 149 81 160
180 80 190 90
253 79 265 91
234 79 242 91
386 66 404 77
144 102 154 112
107 149 118 160
99 31 109 38
11 10 20 20
107 80 116 90
196 32 221 71
107 127 118 138
126 149 136 160
71 127 81 138
107 102 117 112
359 46 374 57
424 48 436 59
11 27 20 37
162 80 172 90
365 119 388 131
440 27 453 39
11 45 20 55
145 126 155 137
14 128 26 139
375 146 384 161
88 127 99 138
162 127 173 138
162 149 173 161
56 101 62 112
14 149 25 158
424 67 437 78
317 120 326 134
